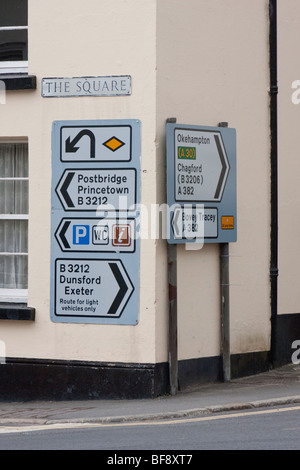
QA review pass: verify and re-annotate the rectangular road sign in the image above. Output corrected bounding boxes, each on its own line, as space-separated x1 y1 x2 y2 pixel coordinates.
60 124 132 162
166 122 237 244
50 119 141 325
42 76 131 98
55 168 137 211
172 205 218 241
55 259 134 319
54 217 136 253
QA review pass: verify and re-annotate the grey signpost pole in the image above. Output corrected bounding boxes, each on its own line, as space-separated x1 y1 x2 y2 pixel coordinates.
167 118 178 396
220 241 230 381
168 243 178 395
218 122 231 382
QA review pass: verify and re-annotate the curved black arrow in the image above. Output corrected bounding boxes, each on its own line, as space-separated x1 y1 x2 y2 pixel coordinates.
214 134 228 200
65 130 96 158
60 171 75 208
108 262 129 315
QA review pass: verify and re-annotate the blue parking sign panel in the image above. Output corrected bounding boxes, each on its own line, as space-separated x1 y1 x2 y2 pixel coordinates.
73 225 90 245
50 120 141 324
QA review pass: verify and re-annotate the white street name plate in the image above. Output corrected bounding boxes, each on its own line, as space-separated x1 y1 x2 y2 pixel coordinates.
42 76 131 97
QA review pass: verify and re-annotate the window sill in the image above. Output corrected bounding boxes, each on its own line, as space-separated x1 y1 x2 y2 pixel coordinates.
0 303 35 321
0 74 36 90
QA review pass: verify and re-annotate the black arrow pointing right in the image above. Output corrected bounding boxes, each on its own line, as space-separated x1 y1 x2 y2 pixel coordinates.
214 134 228 200
108 262 129 315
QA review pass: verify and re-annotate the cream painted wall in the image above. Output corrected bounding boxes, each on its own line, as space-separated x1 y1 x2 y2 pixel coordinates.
157 0 271 359
0 0 161 364
277 0 300 315
0 0 278 367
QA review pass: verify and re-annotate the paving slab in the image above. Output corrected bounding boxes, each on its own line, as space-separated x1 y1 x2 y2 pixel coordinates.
0 363 300 425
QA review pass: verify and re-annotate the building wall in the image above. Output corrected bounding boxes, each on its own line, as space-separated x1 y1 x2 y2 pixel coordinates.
270 0 300 365
278 0 300 315
0 0 298 399
157 0 271 364
0 0 161 366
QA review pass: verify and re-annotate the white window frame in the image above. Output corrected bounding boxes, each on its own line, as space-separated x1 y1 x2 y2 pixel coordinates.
0 25 28 74
0 138 28 303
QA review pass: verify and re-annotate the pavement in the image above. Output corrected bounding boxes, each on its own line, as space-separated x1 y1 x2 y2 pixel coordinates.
1 363 300 426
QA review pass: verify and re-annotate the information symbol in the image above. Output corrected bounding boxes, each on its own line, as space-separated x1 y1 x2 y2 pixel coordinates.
112 225 131 247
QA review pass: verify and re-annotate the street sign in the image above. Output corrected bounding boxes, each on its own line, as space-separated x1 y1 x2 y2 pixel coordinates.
55 217 135 253
60 125 132 162
50 119 141 324
166 123 236 244
175 128 229 202
55 259 134 319
55 168 137 211
42 76 131 98
171 205 217 240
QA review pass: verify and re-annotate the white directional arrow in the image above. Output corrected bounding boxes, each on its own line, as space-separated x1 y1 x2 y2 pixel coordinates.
175 128 230 202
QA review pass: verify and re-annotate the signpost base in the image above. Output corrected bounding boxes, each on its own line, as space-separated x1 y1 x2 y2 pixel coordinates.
168 243 178 395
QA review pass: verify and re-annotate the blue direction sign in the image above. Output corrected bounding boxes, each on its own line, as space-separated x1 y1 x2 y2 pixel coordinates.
55 217 136 253
166 123 237 244
50 119 141 324
55 259 134 319
55 168 137 211
60 124 132 162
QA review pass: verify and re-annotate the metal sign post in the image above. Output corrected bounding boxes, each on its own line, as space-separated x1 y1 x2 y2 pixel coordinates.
166 120 237 391
218 122 231 382
166 118 178 396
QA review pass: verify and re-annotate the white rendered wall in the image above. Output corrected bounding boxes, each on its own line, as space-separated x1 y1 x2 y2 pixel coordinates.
0 0 160 364
157 0 271 360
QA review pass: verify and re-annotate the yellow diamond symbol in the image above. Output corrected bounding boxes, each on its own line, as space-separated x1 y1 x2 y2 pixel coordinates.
103 136 125 152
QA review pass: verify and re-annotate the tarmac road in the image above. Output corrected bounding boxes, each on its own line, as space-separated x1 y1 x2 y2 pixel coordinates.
1 403 300 450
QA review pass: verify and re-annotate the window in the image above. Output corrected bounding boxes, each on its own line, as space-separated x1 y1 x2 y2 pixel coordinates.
0 0 28 74
0 142 28 302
